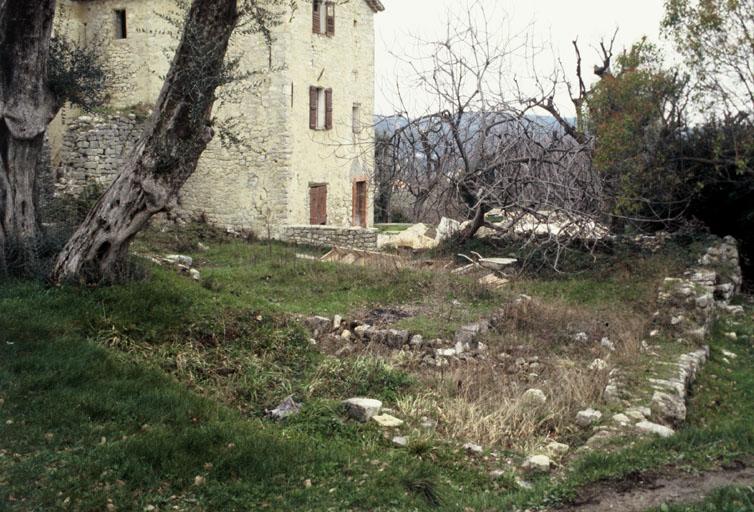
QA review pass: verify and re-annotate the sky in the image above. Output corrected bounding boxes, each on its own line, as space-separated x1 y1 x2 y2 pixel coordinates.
374 0 669 116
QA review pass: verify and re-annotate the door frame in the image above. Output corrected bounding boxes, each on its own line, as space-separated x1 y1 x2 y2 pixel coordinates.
351 176 368 228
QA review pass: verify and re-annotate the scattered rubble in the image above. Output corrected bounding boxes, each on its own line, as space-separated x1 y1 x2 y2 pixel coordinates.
522 454 551 473
266 396 301 420
342 398 382 422
575 408 603 428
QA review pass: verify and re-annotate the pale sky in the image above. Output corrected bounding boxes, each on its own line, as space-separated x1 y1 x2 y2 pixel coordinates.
375 0 669 116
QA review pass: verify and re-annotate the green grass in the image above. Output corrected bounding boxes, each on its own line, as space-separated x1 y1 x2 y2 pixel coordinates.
1 231 751 511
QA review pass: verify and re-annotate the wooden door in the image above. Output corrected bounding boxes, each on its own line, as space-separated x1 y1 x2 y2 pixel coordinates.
352 180 367 228
309 184 327 225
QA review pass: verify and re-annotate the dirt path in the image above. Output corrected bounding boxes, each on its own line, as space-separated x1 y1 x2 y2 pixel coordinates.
559 465 754 511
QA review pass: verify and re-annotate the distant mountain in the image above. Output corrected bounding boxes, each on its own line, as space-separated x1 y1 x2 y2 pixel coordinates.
374 112 577 138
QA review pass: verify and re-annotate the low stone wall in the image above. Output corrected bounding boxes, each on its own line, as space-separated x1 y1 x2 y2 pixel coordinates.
589 236 744 446
54 113 142 196
283 225 379 251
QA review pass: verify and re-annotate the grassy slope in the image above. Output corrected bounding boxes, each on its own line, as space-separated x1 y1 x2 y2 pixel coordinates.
1 235 751 511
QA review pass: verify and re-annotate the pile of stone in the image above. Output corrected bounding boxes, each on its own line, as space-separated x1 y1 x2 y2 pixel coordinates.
147 254 201 281
301 314 491 366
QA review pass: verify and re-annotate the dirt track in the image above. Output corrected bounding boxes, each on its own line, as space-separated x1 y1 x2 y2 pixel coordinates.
558 465 754 511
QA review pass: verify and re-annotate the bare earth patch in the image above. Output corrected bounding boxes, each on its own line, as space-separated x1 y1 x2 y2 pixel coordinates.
559 465 754 512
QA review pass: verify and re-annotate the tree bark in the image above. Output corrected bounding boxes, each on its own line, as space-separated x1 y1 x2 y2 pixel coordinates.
51 0 239 284
0 0 58 274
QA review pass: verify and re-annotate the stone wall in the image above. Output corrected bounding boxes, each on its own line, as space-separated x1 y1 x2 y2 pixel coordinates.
283 225 379 251
52 0 380 237
54 113 142 195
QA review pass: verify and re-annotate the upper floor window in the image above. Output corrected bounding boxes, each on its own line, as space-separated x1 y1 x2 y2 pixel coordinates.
312 1 335 36
352 103 361 134
309 86 333 130
114 9 127 39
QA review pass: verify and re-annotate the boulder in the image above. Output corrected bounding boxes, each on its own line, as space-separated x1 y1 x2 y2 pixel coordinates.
189 268 201 281
522 455 551 473
463 442 484 455
333 315 343 331
575 408 603 428
651 391 686 423
636 420 675 438
436 217 461 242
612 413 631 426
342 398 382 422
385 223 439 250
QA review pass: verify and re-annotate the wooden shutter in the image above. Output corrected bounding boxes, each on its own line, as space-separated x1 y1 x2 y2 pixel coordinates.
312 1 320 34
309 86 318 129
324 88 333 130
325 1 335 36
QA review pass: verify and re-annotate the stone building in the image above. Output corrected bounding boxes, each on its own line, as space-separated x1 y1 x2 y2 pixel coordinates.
52 0 384 248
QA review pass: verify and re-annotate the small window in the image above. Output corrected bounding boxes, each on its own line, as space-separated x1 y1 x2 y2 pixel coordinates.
309 86 333 130
352 104 361 134
114 9 127 39
312 0 334 36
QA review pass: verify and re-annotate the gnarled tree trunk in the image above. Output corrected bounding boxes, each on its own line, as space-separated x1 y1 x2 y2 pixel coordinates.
0 0 58 274
51 0 239 284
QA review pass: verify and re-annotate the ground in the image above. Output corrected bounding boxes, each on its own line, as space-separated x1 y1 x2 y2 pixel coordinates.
1 226 753 511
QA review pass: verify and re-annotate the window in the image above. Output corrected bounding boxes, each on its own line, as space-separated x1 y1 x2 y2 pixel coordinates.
309 86 333 130
114 9 127 39
352 103 361 134
312 0 335 36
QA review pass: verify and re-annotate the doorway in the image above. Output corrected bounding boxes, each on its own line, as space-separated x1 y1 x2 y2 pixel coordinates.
309 184 327 225
352 180 367 228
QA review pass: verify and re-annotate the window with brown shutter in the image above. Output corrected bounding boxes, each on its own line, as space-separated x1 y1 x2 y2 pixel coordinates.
309 86 318 129
312 0 321 34
325 2 335 36
325 88 333 130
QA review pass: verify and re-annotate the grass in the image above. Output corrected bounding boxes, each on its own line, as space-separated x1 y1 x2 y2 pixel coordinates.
1 229 752 511
648 487 754 511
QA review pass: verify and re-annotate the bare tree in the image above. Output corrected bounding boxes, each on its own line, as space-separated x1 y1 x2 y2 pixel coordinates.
377 2 604 267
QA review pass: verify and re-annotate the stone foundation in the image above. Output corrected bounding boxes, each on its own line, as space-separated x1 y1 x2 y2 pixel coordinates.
283 225 379 251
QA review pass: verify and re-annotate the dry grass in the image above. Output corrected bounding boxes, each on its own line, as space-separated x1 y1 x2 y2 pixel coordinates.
332 294 653 453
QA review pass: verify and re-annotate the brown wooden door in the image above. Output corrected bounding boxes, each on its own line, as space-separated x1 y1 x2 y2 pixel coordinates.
352 180 367 228
309 184 327 225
